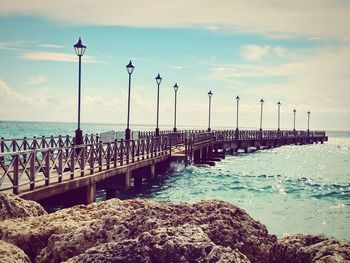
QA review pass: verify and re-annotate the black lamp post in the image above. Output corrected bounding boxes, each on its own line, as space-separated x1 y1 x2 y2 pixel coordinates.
259 98 264 131
173 83 179 132
208 90 213 132
73 37 86 145
155 74 162 137
236 95 240 131
307 111 311 135
277 101 281 131
293 109 296 131
125 60 135 140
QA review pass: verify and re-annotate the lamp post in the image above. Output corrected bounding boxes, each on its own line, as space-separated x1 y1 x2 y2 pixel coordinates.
125 60 135 140
173 83 179 132
307 111 311 135
293 109 296 131
277 101 281 131
208 90 213 132
73 37 86 145
155 74 162 137
236 96 240 131
259 98 264 131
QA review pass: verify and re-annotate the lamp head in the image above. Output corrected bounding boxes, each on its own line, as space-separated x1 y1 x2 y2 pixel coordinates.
260 98 264 104
155 74 162 85
73 37 86 56
208 90 213 98
277 101 281 106
173 83 179 92
293 109 296 114
236 95 240 101
126 60 135 74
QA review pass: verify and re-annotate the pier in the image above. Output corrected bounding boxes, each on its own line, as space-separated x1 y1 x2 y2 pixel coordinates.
0 129 327 205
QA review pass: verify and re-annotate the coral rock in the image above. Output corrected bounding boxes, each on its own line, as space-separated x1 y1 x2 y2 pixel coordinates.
0 193 46 221
65 224 250 263
0 240 31 263
271 234 350 262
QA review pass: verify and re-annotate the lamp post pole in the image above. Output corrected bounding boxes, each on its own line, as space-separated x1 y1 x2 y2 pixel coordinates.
208 90 213 132
173 83 179 132
277 101 281 131
235 95 240 140
307 111 311 135
73 38 86 145
155 74 162 137
125 60 135 141
236 96 240 131
259 98 264 131
293 109 296 131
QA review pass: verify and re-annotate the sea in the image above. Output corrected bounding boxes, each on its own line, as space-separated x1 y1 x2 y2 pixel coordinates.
0 121 349 240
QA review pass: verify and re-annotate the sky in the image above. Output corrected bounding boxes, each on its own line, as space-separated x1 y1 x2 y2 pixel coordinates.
0 0 349 131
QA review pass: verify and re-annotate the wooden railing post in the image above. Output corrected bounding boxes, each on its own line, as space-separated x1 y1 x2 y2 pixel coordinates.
119 139 124 166
58 148 63 183
12 139 16 152
98 141 103 172
23 137 27 163
89 144 95 174
70 147 75 180
126 140 130 164
45 150 50 186
50 135 55 148
13 154 19 194
106 143 111 169
0 137 4 166
113 140 118 168
136 140 140 161
65 135 70 158
42 136 46 149
131 140 135 163
80 146 85 177
30 151 35 190
32 136 37 150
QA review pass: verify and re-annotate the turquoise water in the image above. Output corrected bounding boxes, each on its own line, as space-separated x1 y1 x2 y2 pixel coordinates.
1 121 349 240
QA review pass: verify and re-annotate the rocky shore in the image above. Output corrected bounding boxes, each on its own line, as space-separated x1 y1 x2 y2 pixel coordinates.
0 193 349 263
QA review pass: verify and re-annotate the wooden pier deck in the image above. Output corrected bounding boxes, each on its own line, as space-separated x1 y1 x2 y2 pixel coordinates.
0 129 327 205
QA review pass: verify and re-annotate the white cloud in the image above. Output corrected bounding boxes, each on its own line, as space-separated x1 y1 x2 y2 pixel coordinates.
19 51 97 63
39 44 63 48
206 45 350 126
169 65 187 70
0 78 31 104
0 0 349 39
25 75 48 85
242 45 269 60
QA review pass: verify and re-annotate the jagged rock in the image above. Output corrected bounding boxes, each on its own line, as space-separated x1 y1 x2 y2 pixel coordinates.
36 199 275 263
0 199 133 261
0 193 46 221
271 234 350 262
0 240 31 263
64 224 250 263
13 196 350 263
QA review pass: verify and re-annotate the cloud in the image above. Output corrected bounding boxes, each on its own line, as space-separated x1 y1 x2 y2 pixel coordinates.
19 51 96 63
169 65 187 70
0 78 31 104
25 75 48 85
39 44 63 48
0 0 349 39
0 40 29 51
206 45 350 118
242 45 269 60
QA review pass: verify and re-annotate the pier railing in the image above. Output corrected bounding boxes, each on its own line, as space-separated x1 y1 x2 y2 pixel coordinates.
0 136 169 194
214 130 327 142
0 134 99 153
0 130 327 154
